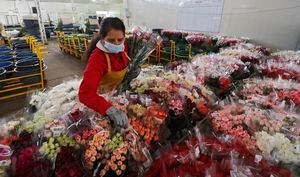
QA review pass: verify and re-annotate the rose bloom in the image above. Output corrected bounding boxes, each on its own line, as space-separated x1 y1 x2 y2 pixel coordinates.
121 156 126 161
121 164 126 170
116 170 122 176
112 164 118 171
111 155 116 161
117 161 123 166
100 170 107 177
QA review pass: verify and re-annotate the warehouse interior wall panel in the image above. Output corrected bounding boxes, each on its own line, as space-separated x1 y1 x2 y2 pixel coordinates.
128 0 178 29
220 0 300 50
127 0 300 50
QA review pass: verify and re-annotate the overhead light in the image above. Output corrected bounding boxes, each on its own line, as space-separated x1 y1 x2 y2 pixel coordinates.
92 0 96 2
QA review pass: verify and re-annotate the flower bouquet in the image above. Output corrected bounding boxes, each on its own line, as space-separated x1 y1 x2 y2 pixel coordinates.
39 135 77 160
55 147 84 177
216 35 247 49
185 33 214 54
208 98 300 171
255 131 300 164
29 78 81 118
10 145 53 177
237 78 300 111
192 54 251 97
83 130 129 177
118 27 162 93
145 126 292 177
271 50 300 64
162 30 188 42
128 103 168 145
258 61 300 81
220 43 267 64
0 144 12 177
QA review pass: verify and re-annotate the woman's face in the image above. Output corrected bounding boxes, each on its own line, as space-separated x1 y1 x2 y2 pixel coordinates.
103 29 125 45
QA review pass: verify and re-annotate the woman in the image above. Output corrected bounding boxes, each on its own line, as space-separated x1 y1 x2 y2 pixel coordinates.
79 17 136 128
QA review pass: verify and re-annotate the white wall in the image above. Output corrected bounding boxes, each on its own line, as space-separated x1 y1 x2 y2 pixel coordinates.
220 0 300 50
126 0 177 29
126 0 300 50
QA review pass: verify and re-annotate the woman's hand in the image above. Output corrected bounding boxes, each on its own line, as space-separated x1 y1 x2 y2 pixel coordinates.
106 107 128 128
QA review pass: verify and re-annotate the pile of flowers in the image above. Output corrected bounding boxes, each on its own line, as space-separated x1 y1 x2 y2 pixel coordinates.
0 31 299 177
220 42 268 63
146 127 292 177
191 54 252 96
237 77 300 111
271 50 300 64
258 60 300 81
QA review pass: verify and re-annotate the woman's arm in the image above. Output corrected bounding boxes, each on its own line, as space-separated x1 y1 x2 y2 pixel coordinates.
78 50 112 115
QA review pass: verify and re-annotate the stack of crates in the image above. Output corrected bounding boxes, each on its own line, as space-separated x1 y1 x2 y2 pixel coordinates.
0 36 47 100
57 32 90 60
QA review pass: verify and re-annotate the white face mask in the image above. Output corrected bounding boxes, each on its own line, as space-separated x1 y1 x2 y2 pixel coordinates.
103 40 125 53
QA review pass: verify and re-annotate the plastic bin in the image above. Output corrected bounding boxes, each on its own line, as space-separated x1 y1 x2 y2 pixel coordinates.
15 58 43 72
161 47 172 59
0 61 14 71
0 56 14 62
175 50 191 61
14 59 46 85
16 52 36 58
0 67 6 88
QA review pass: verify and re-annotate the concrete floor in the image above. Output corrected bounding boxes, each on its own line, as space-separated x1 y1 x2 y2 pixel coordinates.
0 39 85 118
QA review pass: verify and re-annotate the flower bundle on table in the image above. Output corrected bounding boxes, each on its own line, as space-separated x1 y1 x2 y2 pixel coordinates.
23 115 52 133
2 118 25 135
128 106 166 144
55 147 84 177
103 140 128 176
242 77 300 93
191 54 251 96
39 135 77 159
161 30 188 41
271 50 300 64
75 127 100 145
185 33 214 53
0 135 18 146
210 104 271 149
29 78 81 119
84 131 111 169
192 54 245 79
145 130 291 177
125 128 152 165
130 65 215 115
215 35 247 48
124 95 168 144
238 78 300 111
83 130 129 177
61 107 94 136
12 145 52 177
258 60 300 81
220 43 266 64
271 90 300 106
0 144 12 176
256 131 300 164
43 119 66 138
210 100 300 135
185 33 211 45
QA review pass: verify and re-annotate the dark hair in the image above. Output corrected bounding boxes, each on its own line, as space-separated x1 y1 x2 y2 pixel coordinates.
84 17 125 61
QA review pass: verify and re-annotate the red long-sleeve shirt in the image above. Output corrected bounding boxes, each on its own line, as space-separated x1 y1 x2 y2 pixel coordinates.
79 47 129 115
